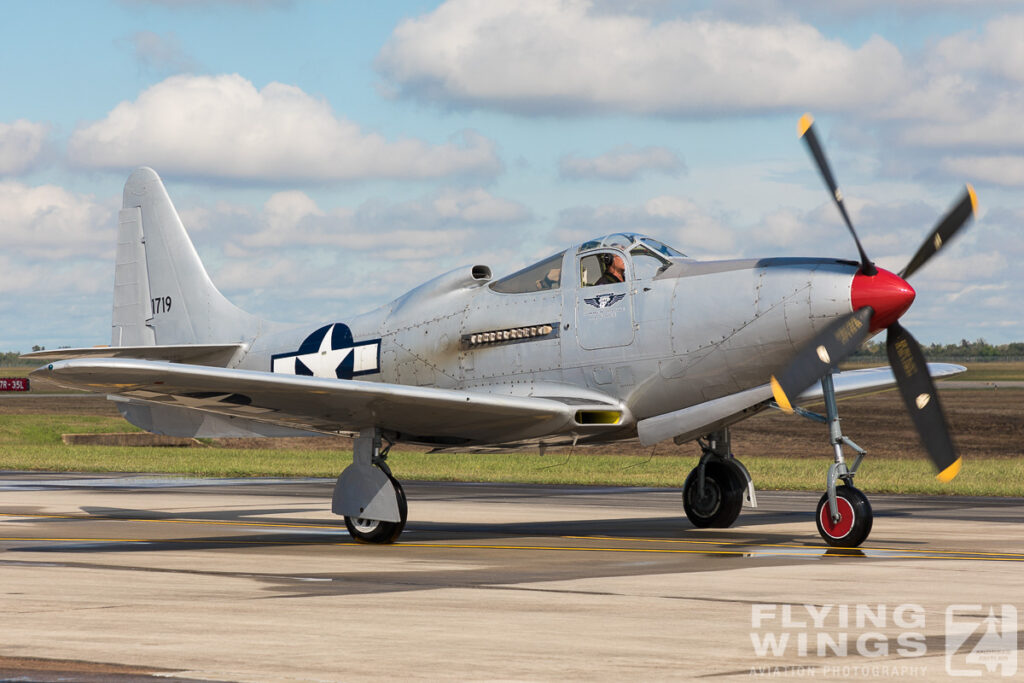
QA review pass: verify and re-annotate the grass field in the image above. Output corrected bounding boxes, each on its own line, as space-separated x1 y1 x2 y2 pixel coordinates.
2 360 1022 496
1 381 1021 495
1 445 1022 497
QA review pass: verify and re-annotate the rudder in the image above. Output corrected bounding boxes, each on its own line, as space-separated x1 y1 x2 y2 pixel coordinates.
112 167 258 346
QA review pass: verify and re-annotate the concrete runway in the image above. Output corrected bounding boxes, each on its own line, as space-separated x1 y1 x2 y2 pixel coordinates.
1 474 1023 681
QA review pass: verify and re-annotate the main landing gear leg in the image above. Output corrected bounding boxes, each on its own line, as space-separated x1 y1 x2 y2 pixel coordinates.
792 373 873 547
682 428 756 528
332 428 408 544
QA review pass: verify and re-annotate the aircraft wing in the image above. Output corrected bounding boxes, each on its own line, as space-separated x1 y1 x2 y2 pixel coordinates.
33 358 579 445
637 363 966 446
797 363 965 404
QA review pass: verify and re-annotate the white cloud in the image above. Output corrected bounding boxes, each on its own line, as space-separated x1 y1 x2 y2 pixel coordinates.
560 145 684 181
901 94 1024 150
239 187 531 250
0 181 116 260
0 182 115 348
0 255 111 297
930 15 1024 84
376 0 906 115
130 31 199 75
939 155 1024 187
881 16 1024 173
162 185 536 323
68 74 501 182
0 120 50 175
557 195 736 255
120 0 292 7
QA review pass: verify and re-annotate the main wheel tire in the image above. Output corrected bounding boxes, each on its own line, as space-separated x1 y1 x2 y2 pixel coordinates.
815 485 872 548
344 476 408 544
682 459 745 528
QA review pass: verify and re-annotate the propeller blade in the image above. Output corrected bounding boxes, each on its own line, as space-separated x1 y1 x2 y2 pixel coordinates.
770 307 874 413
798 114 876 275
886 322 961 482
899 185 977 280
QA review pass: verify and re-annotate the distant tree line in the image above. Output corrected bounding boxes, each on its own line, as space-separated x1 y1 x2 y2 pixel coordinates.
851 338 1024 362
0 351 26 366
0 346 53 367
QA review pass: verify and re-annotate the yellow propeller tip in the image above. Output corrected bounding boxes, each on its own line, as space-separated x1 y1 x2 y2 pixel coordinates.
936 456 962 483
798 113 814 138
966 184 978 215
770 376 794 414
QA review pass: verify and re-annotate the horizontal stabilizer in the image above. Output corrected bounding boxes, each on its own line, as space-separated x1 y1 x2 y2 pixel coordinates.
21 344 245 367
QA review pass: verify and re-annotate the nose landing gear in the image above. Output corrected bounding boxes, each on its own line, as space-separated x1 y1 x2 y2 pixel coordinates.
782 372 875 547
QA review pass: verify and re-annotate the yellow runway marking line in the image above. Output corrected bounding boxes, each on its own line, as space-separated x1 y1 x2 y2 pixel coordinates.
0 512 347 531
568 535 1024 559
0 536 355 547
0 537 844 556
3 537 1024 561
4 514 1023 560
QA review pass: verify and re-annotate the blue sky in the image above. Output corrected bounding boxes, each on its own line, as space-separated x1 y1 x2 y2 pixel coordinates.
2 0 1022 351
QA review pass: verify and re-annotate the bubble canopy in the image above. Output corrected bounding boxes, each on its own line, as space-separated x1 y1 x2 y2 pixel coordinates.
577 233 686 258
489 234 687 294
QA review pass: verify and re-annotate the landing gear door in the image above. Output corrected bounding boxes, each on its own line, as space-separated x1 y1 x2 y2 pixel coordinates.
575 250 635 350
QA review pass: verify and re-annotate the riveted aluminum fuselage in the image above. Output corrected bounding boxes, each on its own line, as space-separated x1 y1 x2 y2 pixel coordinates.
238 244 860 445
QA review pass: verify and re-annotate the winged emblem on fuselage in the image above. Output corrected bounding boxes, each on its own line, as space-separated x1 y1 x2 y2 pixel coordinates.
584 293 626 309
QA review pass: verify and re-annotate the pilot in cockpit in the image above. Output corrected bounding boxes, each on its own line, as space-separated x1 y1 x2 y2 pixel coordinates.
595 253 625 285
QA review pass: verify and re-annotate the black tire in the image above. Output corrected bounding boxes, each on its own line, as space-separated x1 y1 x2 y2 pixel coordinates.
344 476 408 544
815 485 872 547
682 459 745 528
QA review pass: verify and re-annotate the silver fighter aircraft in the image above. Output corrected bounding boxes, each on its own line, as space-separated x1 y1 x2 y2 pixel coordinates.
28 115 976 547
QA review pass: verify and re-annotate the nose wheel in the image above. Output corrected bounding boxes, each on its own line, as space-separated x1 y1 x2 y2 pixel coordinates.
815 484 872 547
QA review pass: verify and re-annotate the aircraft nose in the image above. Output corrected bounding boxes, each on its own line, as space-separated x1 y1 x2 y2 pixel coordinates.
851 267 916 332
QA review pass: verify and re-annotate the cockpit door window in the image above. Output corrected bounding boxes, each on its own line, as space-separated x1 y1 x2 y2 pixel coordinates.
580 251 628 287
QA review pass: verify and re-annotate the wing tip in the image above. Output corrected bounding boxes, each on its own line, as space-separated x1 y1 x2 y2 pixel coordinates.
936 456 962 483
770 375 794 414
798 113 814 138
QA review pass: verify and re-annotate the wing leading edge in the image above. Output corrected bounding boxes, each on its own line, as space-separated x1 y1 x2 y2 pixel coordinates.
637 363 966 446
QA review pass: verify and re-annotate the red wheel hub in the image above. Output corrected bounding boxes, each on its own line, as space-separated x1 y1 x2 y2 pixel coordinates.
820 496 855 539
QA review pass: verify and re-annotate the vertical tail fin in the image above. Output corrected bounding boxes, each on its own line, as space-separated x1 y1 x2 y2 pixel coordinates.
112 167 258 346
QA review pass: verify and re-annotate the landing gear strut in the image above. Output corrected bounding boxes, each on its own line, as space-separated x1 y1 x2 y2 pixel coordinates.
790 373 874 547
333 428 408 544
682 429 756 528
